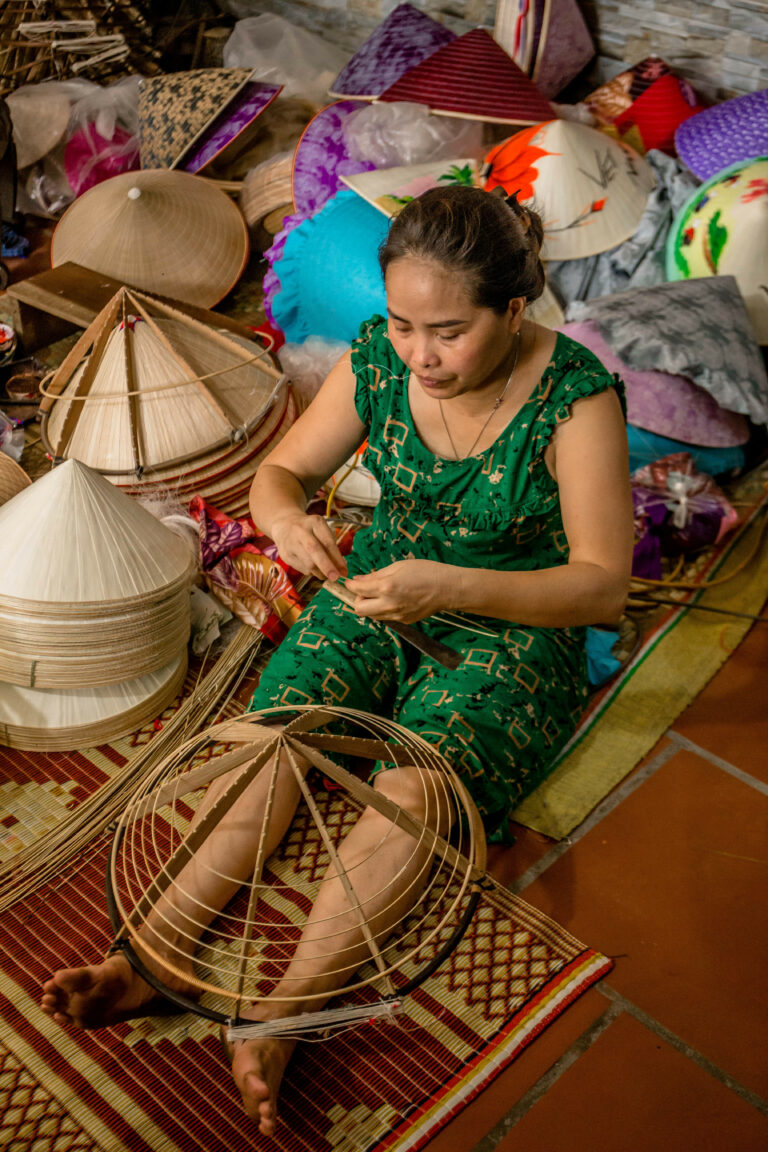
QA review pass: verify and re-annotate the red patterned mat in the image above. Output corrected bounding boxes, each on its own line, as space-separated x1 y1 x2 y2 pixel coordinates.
0 723 611 1152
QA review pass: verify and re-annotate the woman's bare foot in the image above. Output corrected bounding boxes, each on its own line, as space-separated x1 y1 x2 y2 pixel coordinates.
40 949 198 1030
230 1033 296 1138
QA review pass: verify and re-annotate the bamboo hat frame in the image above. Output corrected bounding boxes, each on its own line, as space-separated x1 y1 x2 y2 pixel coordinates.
107 706 488 1038
51 170 250 308
40 288 282 477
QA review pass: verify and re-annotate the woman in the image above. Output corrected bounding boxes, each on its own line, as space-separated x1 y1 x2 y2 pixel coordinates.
40 186 633 1138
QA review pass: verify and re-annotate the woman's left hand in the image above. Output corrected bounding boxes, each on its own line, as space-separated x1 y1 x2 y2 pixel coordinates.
345 560 453 623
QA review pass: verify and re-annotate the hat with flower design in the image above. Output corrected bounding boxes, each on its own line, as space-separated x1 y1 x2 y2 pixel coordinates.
667 155 768 343
483 118 656 259
675 89 768 181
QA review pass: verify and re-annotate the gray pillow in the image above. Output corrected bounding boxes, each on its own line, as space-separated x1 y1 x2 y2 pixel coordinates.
565 276 768 424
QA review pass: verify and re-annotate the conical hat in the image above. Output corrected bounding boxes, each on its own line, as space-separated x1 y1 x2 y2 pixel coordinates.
51 169 250 309
377 29 554 125
675 90 768 182
0 650 187 752
0 453 31 506
340 158 480 217
527 281 564 329
41 289 280 475
483 119 656 260
7 84 71 169
330 3 455 101
0 459 191 606
181 81 283 175
292 101 376 218
666 157 768 344
494 0 595 99
138 69 252 169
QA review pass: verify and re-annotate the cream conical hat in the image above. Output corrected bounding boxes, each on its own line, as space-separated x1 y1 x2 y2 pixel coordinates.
41 289 281 475
7 84 71 169
340 159 480 217
51 169 250 308
0 453 31 506
0 459 191 606
483 119 656 260
527 280 564 328
0 650 187 752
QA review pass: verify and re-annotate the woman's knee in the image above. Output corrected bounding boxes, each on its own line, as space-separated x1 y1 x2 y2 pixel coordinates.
373 767 454 834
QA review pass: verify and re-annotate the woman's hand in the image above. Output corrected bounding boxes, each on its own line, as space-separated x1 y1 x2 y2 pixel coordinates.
271 513 348 582
345 560 453 623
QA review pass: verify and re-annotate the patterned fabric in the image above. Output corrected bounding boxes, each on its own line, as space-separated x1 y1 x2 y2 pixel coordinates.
566 276 768 424
138 69 251 170
330 2 455 99
250 318 624 827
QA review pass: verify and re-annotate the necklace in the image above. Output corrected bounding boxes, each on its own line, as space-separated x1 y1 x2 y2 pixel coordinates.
439 330 521 461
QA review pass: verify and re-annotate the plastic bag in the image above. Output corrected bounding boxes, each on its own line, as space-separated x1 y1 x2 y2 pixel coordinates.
342 101 485 168
223 13 349 108
278 336 348 408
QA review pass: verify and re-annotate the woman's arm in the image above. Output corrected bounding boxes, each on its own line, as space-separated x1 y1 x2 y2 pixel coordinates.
249 351 369 581
346 388 634 627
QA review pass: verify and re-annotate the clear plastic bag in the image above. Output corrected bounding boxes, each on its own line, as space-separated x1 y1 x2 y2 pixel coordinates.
342 101 485 168
223 13 349 108
278 337 348 408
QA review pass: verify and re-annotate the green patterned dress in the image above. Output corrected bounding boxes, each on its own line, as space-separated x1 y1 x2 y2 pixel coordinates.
249 316 624 831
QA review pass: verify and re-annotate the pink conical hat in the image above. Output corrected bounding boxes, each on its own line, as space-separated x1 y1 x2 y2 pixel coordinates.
378 29 554 124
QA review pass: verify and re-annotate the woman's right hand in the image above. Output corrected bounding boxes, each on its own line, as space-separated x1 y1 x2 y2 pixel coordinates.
270 513 348 582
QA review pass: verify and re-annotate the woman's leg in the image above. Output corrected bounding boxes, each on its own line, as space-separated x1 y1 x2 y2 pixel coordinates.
40 734 308 1029
229 764 454 1137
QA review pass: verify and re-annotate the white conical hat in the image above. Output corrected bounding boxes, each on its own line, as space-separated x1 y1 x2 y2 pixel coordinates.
483 119 656 260
0 650 187 752
51 169 250 308
0 459 191 607
340 159 480 217
41 289 281 475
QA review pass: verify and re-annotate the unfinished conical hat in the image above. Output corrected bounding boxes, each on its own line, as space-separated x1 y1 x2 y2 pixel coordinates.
494 0 595 99
377 29 554 125
7 83 71 169
483 119 656 260
138 69 252 169
667 157 768 344
0 453 31 506
51 169 249 308
0 459 191 607
0 650 187 752
40 289 281 475
330 3 455 100
675 90 768 181
340 158 480 216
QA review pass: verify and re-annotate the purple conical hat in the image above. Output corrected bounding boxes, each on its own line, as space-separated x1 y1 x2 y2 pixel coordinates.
330 3 455 100
494 0 595 100
675 89 768 181
559 319 750 448
291 101 376 219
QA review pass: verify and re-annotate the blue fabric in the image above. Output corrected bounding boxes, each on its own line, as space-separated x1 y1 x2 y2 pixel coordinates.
585 627 622 687
627 423 745 477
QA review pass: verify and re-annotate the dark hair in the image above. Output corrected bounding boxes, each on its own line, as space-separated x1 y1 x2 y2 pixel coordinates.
378 184 545 314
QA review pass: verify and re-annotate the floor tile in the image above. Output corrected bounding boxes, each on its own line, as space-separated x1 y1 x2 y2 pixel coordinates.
522 749 768 1098
495 1011 768 1152
671 614 768 783
486 822 556 888
422 988 607 1152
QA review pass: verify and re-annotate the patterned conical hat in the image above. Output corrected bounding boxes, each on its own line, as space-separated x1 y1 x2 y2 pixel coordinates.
138 69 252 169
181 81 282 175
483 118 655 259
330 3 455 100
292 101 376 218
675 90 768 181
378 29 554 125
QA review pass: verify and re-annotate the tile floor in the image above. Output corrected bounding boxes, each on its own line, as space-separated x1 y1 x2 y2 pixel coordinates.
425 608 768 1152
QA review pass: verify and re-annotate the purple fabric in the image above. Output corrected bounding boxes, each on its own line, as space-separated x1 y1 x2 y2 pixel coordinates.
675 90 768 181
559 320 750 448
263 208 307 327
631 489 666 579
533 0 594 98
632 483 729 564
292 101 376 218
331 3 455 97
182 82 282 174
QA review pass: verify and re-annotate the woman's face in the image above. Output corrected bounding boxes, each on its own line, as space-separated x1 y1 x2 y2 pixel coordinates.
384 255 522 401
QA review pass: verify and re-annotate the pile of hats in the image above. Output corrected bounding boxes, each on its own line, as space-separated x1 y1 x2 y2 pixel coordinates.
0 460 192 751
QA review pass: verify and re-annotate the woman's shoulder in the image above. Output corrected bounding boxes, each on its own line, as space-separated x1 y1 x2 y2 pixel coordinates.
542 330 626 411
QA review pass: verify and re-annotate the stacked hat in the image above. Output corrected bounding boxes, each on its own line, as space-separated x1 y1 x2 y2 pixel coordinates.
0 460 191 749
330 3 455 100
51 169 250 308
483 119 656 260
494 0 595 99
666 156 768 344
675 89 768 180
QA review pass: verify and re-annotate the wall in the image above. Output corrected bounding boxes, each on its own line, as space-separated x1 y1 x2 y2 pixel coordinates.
224 0 768 102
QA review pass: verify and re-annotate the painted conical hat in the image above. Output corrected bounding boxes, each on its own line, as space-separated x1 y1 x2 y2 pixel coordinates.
40 289 281 475
181 81 283 175
51 169 250 308
483 119 656 260
0 453 31 506
330 3 456 100
666 156 768 343
377 29 554 124
138 69 252 169
0 650 188 752
340 158 480 217
0 459 191 607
